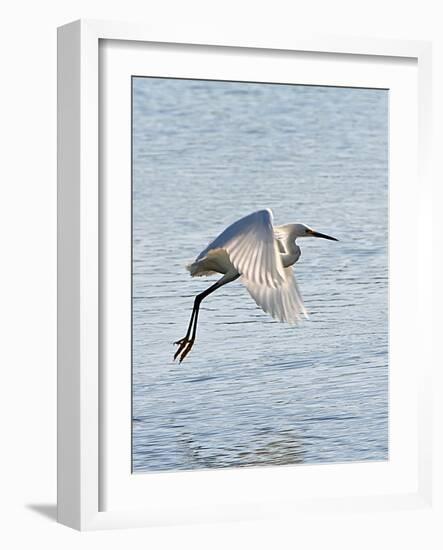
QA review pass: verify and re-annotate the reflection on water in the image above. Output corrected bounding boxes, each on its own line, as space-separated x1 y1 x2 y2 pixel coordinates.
132 78 388 473
175 428 304 470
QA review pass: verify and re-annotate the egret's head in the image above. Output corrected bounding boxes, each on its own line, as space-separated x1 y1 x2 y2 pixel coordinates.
294 223 338 241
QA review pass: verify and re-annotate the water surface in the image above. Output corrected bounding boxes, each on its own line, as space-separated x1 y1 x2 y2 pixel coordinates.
132 78 388 472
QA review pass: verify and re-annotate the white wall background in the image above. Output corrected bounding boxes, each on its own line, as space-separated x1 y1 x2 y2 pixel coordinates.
0 1 441 547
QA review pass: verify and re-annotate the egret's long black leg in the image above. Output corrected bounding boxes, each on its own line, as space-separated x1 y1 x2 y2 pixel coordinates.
173 281 220 363
173 307 196 348
173 275 239 363
173 306 197 360
176 294 204 363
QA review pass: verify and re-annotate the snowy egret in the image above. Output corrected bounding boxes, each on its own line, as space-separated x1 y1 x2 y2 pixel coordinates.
174 209 338 363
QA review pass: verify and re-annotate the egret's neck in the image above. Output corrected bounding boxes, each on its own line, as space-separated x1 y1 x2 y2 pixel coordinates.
275 224 303 267
279 237 301 268
283 237 299 255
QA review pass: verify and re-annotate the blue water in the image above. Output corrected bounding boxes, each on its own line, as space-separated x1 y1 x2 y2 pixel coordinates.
132 77 388 473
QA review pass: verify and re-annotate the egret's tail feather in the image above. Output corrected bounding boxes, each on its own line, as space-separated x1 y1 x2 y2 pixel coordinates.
186 261 217 278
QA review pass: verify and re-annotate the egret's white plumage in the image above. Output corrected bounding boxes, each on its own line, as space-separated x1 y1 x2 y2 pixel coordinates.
191 209 285 288
188 209 307 323
243 266 307 324
175 209 338 363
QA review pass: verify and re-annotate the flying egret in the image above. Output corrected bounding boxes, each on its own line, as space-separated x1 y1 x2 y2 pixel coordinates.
174 209 338 363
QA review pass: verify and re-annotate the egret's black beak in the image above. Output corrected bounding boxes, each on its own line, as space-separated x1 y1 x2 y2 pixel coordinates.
311 230 339 241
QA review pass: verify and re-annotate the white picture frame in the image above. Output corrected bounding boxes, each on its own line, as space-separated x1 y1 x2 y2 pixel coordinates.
57 19 433 531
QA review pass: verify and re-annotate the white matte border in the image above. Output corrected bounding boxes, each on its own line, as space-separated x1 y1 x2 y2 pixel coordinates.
57 19 433 531
100 41 419 514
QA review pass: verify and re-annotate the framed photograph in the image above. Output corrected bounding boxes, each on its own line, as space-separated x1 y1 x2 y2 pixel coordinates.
57 19 433 530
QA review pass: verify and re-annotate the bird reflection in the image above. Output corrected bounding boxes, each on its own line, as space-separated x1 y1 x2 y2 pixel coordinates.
176 428 304 470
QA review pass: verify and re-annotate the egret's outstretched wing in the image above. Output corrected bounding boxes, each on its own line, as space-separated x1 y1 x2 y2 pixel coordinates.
242 267 308 324
196 209 285 287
